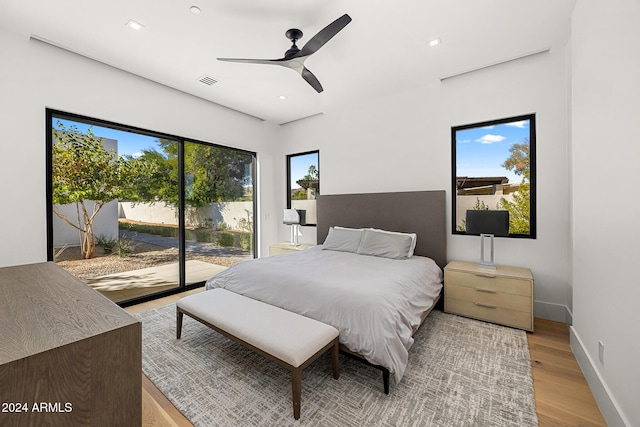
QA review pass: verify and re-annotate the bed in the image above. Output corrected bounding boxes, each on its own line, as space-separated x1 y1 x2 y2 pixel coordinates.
205 190 446 391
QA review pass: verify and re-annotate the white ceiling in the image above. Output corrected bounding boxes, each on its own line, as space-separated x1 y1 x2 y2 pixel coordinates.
0 0 575 125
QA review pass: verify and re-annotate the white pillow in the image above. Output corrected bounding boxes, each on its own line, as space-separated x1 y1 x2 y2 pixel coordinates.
368 228 418 257
356 229 415 260
322 227 364 253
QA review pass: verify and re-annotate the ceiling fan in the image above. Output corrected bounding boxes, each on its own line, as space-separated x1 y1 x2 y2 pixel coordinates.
217 14 352 93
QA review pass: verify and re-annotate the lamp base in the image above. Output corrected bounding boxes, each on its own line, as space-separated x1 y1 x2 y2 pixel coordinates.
477 233 496 269
477 262 497 270
289 224 300 246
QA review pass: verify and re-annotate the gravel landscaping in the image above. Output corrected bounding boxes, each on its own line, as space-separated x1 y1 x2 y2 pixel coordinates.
55 241 247 279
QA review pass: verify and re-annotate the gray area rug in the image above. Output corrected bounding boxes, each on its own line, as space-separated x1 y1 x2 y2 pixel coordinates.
136 305 537 426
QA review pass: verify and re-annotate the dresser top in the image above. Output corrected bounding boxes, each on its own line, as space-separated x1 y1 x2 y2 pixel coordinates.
445 260 533 280
0 262 139 365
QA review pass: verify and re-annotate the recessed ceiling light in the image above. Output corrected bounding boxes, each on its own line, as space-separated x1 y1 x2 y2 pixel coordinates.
190 6 201 15
279 95 287 100
126 19 144 31
429 38 441 47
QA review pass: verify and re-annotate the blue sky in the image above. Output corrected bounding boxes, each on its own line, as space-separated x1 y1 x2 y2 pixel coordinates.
456 119 530 183
53 118 161 157
290 152 318 189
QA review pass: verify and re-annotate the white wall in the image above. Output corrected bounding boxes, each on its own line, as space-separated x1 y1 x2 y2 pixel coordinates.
119 201 255 231
278 46 572 323
0 29 279 267
53 200 119 247
570 1 640 425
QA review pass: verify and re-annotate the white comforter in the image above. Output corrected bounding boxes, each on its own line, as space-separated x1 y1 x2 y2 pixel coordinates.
205 245 443 383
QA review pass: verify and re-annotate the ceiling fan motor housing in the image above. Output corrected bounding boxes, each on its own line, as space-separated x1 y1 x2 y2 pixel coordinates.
285 28 303 43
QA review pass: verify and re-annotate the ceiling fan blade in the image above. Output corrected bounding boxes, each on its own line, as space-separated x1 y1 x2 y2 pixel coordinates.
301 67 323 93
299 14 352 57
217 58 277 66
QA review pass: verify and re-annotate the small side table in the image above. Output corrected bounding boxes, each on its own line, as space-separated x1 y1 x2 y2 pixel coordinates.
444 260 534 332
268 243 313 256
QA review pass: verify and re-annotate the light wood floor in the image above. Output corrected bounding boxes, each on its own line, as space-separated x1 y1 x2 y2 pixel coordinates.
126 292 607 427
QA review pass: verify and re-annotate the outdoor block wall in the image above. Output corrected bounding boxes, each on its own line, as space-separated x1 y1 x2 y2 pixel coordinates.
53 201 119 247
118 201 254 231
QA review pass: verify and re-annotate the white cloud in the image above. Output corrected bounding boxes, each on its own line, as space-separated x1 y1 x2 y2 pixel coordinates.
477 134 506 144
505 120 528 128
457 138 472 143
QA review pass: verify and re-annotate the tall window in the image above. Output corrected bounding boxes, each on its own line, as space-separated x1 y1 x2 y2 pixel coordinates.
47 109 256 305
451 114 536 238
287 151 319 226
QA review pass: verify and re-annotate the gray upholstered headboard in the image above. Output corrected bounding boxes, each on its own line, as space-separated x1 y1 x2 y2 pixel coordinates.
316 190 447 269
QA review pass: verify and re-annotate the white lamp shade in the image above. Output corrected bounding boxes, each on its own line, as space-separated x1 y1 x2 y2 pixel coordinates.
283 209 300 225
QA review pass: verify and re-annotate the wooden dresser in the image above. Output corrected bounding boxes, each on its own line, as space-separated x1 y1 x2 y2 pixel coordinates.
0 262 141 427
444 261 534 332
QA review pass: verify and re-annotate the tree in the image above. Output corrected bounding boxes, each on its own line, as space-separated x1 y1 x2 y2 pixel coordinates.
502 140 530 181
183 143 251 207
133 140 252 208
294 165 319 200
499 139 531 234
499 183 531 234
52 123 157 259
130 140 179 205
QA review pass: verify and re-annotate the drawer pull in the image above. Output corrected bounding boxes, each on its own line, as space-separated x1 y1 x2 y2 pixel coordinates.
474 302 497 309
475 288 497 294
474 273 497 278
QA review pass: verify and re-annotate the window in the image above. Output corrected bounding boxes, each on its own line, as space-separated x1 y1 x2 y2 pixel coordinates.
287 151 319 226
47 109 256 305
451 114 536 238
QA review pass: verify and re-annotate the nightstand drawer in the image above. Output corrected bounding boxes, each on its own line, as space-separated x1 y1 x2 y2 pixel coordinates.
445 284 532 312
445 270 531 296
445 298 533 331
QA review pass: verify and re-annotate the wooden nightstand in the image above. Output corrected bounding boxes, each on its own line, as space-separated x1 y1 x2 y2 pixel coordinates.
268 243 313 256
444 261 534 332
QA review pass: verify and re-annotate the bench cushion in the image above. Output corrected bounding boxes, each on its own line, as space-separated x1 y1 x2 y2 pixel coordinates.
177 289 339 368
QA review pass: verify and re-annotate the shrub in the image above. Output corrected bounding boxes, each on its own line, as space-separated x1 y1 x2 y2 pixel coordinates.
195 229 212 243
96 234 117 254
239 233 253 251
117 236 136 257
215 232 235 247
184 229 196 241
119 221 177 238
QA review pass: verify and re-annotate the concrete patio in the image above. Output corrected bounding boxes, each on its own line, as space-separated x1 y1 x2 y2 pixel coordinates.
86 260 227 302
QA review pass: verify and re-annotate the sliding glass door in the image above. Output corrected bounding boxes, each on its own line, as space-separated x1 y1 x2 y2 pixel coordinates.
182 140 255 286
47 110 256 305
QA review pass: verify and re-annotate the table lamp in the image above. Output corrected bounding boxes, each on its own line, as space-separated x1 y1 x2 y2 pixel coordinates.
283 209 301 246
465 210 510 269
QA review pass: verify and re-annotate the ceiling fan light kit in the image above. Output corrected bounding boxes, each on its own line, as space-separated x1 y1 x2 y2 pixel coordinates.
217 14 352 93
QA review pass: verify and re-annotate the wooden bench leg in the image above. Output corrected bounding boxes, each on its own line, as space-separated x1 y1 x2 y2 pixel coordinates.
331 338 340 380
176 309 184 339
291 367 302 420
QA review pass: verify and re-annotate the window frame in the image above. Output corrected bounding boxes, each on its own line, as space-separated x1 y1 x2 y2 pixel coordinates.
451 113 537 239
46 108 257 305
286 150 320 227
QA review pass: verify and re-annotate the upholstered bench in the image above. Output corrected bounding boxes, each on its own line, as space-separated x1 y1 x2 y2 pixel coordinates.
176 289 340 420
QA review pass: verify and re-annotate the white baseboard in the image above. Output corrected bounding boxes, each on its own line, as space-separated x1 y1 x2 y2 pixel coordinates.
570 326 630 427
533 300 572 324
